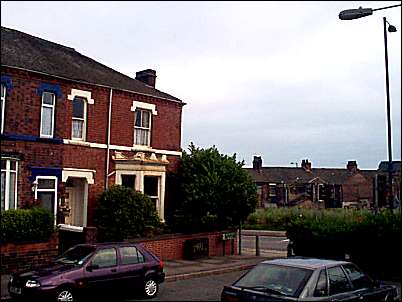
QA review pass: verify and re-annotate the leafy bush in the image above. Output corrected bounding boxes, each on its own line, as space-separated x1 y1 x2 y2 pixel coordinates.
94 185 162 242
0 207 55 243
167 143 257 233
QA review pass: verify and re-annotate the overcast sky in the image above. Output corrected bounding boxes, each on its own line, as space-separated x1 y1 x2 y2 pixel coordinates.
2 1 401 169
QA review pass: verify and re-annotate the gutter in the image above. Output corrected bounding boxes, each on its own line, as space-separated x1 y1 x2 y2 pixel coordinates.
105 88 113 190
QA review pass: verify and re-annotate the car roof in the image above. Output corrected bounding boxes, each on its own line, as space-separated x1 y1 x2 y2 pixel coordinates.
261 257 350 270
72 242 143 249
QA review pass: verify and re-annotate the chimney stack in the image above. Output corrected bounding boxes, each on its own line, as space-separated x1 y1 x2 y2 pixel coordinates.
301 159 312 172
253 156 263 171
347 160 358 173
135 69 157 87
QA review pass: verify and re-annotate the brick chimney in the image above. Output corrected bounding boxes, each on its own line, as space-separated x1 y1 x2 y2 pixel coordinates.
135 69 157 87
301 159 312 172
347 160 358 173
253 156 263 171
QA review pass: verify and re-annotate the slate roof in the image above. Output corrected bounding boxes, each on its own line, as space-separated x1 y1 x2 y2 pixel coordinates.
1 26 183 103
245 166 378 185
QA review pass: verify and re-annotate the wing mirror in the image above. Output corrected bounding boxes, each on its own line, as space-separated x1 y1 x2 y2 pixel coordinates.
86 264 99 272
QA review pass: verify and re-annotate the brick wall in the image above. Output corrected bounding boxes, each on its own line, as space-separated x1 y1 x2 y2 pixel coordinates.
131 231 238 261
0 233 59 274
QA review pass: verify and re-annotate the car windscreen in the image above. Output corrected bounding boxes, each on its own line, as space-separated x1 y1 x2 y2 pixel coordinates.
55 245 96 265
233 263 313 298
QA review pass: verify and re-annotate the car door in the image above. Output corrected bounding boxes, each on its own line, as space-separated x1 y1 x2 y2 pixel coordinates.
341 264 386 302
326 265 360 302
83 247 119 292
116 245 146 290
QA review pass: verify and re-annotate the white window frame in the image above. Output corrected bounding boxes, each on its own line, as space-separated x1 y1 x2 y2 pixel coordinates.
34 176 58 222
1 158 18 210
1 84 6 134
317 184 324 202
40 91 56 138
71 97 87 141
134 109 152 146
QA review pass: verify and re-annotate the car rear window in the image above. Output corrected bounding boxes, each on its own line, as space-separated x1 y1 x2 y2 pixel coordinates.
119 246 145 265
234 263 313 298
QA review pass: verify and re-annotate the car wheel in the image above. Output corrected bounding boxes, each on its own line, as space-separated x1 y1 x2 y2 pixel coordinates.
143 277 159 298
55 287 75 302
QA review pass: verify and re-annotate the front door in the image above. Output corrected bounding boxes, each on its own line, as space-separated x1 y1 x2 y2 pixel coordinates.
64 178 85 227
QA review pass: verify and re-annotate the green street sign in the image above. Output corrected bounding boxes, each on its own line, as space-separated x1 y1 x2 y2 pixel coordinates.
222 232 236 241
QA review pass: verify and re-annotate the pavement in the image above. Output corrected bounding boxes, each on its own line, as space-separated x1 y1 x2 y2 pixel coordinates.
0 251 285 300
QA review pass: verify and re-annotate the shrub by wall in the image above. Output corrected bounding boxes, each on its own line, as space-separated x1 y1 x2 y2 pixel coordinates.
0 207 55 243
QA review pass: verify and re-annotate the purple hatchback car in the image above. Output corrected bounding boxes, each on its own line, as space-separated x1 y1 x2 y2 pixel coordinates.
8 242 165 301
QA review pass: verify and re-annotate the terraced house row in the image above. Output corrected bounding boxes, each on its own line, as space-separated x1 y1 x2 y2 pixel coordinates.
1 26 185 233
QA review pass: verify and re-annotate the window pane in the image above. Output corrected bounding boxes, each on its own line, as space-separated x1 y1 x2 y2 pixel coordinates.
328 266 352 295
121 175 135 189
314 269 328 297
1 171 5 211
1 160 5 170
37 192 55 213
144 176 158 197
72 120 83 138
8 172 16 209
42 92 55 105
1 84 5 98
41 106 53 136
342 264 373 290
135 128 149 146
38 179 56 189
138 250 144 263
92 248 117 268
142 111 150 128
120 246 139 265
135 110 141 127
73 98 84 118
10 161 16 171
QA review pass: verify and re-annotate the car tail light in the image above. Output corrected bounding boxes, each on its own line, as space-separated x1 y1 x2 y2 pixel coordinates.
159 260 164 269
221 292 240 302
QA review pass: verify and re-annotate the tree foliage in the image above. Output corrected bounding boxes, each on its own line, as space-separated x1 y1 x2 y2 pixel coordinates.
168 143 257 232
94 185 162 242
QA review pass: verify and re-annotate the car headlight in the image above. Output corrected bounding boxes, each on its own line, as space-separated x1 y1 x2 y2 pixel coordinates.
25 280 41 288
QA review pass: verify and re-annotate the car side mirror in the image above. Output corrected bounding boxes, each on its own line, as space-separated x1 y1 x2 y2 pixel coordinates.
86 264 99 272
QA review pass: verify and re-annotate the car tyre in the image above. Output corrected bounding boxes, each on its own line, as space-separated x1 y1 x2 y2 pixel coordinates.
143 277 159 299
55 286 75 302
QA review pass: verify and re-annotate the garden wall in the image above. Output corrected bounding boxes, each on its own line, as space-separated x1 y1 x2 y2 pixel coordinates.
131 230 238 261
1 232 59 274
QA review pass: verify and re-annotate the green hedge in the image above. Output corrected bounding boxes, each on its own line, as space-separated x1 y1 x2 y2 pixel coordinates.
0 207 55 243
245 208 401 281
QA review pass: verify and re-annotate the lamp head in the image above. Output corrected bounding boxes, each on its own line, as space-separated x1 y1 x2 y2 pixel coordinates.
388 25 397 32
339 7 373 20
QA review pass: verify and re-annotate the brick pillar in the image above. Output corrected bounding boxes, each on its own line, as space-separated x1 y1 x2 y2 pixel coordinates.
83 227 97 244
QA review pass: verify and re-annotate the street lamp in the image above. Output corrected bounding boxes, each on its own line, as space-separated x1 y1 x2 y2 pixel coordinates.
339 4 401 210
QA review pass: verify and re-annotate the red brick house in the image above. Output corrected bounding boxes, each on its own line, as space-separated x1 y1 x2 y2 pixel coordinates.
1 27 185 232
245 157 379 209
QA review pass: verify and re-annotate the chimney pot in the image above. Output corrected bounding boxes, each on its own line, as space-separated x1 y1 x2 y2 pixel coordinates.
347 160 358 173
135 69 157 87
253 156 263 171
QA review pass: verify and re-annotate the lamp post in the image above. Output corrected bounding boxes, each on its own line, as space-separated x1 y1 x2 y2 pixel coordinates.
339 4 401 210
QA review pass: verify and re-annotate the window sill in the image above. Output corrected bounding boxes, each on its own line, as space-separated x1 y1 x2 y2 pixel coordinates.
58 224 84 232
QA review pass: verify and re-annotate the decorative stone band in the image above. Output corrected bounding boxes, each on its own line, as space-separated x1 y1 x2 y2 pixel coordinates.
63 139 182 156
